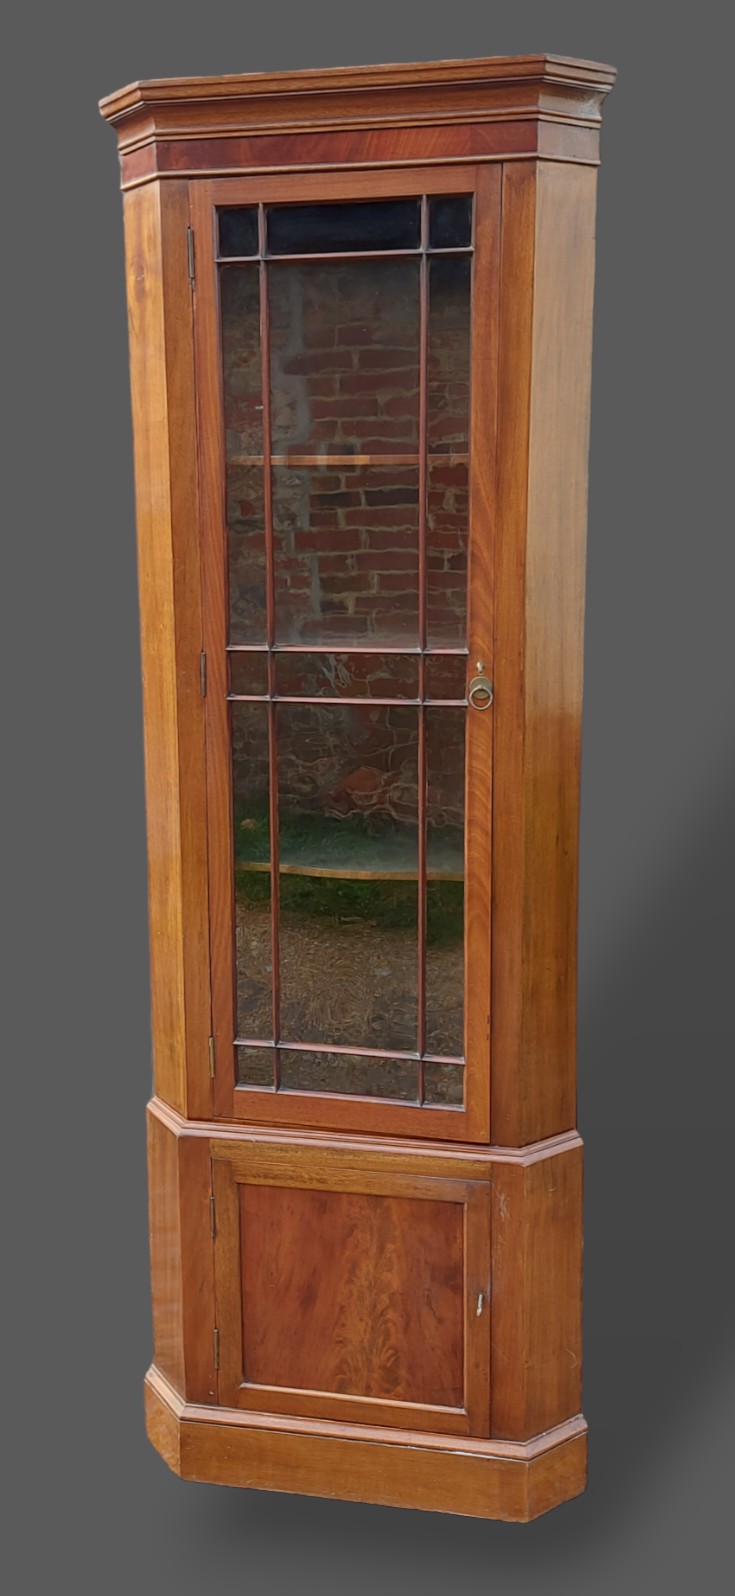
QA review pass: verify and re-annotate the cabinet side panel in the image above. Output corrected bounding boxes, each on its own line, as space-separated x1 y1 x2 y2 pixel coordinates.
147 1108 185 1391
159 186 211 1120
179 1135 218 1403
491 1144 583 1440
123 181 209 1115
491 163 535 1141
520 161 597 1142
492 161 598 1145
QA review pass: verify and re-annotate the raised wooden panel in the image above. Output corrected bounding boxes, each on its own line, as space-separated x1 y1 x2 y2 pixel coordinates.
212 1139 490 1434
240 1184 464 1407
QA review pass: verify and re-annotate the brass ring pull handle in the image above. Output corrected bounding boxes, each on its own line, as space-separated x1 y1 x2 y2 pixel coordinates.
468 675 494 710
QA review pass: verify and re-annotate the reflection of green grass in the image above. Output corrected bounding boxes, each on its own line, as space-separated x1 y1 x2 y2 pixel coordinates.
234 806 464 946
237 872 463 945
234 805 420 868
234 804 270 864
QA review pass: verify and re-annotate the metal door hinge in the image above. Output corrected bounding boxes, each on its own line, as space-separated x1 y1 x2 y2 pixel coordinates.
200 651 207 697
208 1035 216 1079
213 1327 220 1370
209 1193 216 1238
187 225 195 285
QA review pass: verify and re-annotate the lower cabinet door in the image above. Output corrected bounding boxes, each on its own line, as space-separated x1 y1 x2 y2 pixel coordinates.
211 1141 491 1436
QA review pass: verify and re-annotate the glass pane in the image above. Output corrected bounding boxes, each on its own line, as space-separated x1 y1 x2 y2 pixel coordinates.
279 1051 418 1100
424 1062 464 1105
221 265 267 644
221 266 263 456
428 256 471 453
232 703 272 1038
424 654 467 701
267 200 421 255
275 652 419 700
273 465 419 645
425 706 465 1058
219 208 259 257
425 883 464 1059
280 877 418 1052
269 260 420 456
277 700 418 873
236 1046 275 1087
428 195 473 250
426 704 465 878
278 700 419 1051
427 457 468 647
229 651 268 697
227 472 267 645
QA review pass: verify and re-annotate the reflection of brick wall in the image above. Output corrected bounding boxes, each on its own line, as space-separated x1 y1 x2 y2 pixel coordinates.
273 466 420 644
232 698 465 833
269 259 420 453
277 703 419 826
222 251 470 829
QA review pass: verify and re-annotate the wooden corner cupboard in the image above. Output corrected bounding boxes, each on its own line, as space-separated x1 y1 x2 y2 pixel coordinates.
100 52 615 1521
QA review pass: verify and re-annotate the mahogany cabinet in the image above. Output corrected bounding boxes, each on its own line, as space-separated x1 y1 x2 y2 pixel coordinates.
100 53 615 1520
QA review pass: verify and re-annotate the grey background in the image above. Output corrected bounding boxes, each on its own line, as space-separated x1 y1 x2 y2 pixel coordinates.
6 2 734 1591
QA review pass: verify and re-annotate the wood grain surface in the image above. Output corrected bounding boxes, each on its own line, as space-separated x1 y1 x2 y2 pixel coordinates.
123 180 211 1118
212 1136 490 1434
240 1184 464 1405
490 1141 583 1440
491 159 599 1146
101 55 615 194
106 51 616 1518
145 1368 587 1520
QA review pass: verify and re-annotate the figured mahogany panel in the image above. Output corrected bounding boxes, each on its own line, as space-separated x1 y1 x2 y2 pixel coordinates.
240 1184 463 1406
118 121 600 190
212 1138 491 1433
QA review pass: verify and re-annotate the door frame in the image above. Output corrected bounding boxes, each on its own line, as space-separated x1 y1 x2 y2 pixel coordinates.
191 164 499 1141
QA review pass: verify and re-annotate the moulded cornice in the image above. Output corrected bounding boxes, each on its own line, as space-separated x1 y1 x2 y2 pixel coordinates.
100 53 616 156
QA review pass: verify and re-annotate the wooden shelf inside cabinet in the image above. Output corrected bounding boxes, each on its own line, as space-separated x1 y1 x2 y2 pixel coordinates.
235 830 464 883
101 50 614 1523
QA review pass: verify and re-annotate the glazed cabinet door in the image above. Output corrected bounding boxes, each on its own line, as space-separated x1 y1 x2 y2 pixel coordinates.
192 167 500 1140
212 1140 491 1434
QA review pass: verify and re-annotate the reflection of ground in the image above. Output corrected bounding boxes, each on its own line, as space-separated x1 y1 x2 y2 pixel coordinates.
235 897 463 1100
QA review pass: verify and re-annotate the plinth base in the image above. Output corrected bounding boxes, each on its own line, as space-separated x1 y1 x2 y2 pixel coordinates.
145 1366 587 1522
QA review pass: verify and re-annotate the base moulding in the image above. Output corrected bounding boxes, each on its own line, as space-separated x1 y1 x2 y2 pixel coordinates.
145 1366 588 1521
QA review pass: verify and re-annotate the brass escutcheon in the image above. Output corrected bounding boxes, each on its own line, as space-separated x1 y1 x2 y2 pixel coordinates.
468 674 494 710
